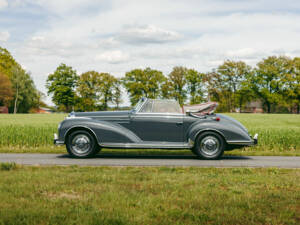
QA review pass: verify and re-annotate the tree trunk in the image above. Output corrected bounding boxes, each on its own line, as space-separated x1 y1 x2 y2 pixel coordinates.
297 104 300 114
104 96 108 111
266 102 271 113
13 86 18 114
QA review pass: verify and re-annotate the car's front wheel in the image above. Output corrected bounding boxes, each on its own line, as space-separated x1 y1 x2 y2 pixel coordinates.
66 130 100 158
193 131 225 159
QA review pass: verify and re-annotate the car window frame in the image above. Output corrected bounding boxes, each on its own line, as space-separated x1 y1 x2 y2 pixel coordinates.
136 99 183 116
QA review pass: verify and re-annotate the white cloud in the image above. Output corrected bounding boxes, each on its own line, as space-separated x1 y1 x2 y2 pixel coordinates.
95 50 130 64
0 0 7 9
0 31 10 42
117 24 182 44
225 48 263 59
3 0 300 106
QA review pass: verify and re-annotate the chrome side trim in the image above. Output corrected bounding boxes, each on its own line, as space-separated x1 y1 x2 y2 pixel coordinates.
227 140 255 145
99 142 192 149
132 115 183 119
66 116 92 120
54 140 65 145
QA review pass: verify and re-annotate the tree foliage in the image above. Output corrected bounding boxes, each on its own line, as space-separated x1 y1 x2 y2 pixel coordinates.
0 47 40 113
186 69 204 104
282 57 300 113
0 72 14 106
167 66 188 105
251 56 290 113
122 68 166 105
46 63 78 112
76 71 120 111
206 61 253 112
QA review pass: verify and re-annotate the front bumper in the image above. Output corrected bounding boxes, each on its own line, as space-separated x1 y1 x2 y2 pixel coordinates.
54 133 64 145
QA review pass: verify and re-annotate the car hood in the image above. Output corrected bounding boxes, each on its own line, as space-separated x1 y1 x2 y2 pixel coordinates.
71 110 131 118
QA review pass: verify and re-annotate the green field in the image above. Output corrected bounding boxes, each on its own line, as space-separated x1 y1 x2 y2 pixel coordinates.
0 113 300 155
0 165 299 225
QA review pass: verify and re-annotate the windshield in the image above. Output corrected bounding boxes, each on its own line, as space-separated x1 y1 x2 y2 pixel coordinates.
132 98 145 112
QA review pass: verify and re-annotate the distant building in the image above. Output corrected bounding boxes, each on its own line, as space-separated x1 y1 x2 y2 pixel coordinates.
34 107 53 114
242 100 263 113
0 106 8 114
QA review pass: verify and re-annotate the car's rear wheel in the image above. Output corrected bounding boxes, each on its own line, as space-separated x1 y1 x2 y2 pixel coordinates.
193 131 225 159
66 130 100 158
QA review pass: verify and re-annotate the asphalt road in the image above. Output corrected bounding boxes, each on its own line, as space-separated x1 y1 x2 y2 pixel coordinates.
0 154 300 168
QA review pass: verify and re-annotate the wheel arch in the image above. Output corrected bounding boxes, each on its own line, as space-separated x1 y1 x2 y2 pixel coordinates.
192 128 227 147
65 126 100 144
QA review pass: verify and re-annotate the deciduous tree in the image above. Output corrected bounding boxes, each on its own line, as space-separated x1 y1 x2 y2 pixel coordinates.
0 72 14 106
122 67 166 105
46 63 78 112
168 66 188 105
252 56 290 113
282 57 300 113
186 69 204 104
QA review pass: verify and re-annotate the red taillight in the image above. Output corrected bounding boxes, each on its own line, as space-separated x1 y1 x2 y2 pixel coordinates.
216 117 220 121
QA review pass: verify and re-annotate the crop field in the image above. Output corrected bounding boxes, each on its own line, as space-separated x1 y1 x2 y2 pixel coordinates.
0 165 299 225
0 113 299 155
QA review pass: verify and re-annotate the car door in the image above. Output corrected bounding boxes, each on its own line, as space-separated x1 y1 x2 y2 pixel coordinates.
125 99 184 142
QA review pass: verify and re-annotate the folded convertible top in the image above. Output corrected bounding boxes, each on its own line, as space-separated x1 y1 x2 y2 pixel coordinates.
183 102 218 115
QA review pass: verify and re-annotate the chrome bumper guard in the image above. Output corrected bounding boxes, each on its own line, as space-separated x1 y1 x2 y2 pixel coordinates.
253 133 258 145
54 133 64 145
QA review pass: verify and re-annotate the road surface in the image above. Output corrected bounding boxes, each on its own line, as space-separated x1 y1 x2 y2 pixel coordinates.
0 154 300 168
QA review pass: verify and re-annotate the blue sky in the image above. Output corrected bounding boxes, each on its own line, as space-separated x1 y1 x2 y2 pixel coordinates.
1 0 300 105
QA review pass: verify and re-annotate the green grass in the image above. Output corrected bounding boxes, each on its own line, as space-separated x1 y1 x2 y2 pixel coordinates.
0 113 300 155
0 165 299 225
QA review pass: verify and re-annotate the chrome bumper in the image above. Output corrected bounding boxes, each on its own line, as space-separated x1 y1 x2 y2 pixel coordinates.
54 133 64 145
227 133 258 146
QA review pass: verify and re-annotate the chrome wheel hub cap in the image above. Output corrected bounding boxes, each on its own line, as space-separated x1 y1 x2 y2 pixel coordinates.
71 134 91 154
200 136 219 156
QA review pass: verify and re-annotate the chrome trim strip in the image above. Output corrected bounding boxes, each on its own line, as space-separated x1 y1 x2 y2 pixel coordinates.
100 142 192 149
227 140 255 145
66 116 92 120
132 115 183 119
54 140 65 145
135 113 183 116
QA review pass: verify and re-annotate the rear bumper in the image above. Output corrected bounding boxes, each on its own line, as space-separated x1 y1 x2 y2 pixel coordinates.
54 133 64 145
227 133 258 146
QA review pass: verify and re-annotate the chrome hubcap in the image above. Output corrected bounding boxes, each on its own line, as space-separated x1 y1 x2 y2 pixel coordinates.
71 134 91 154
200 136 219 156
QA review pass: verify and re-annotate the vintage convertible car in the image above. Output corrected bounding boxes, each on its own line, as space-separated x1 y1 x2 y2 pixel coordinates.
54 98 258 159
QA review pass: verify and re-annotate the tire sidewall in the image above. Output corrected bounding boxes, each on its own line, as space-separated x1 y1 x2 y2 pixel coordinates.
194 131 225 159
66 130 98 158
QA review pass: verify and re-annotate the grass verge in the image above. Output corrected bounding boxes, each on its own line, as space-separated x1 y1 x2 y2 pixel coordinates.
0 165 299 225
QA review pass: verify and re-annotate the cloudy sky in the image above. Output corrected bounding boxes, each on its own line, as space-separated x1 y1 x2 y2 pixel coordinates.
1 0 300 105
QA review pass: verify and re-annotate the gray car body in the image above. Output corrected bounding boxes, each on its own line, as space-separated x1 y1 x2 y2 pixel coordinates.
55 100 256 150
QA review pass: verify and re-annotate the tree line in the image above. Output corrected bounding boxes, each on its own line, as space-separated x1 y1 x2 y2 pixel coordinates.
1 46 299 113
46 56 300 114
0 47 43 113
